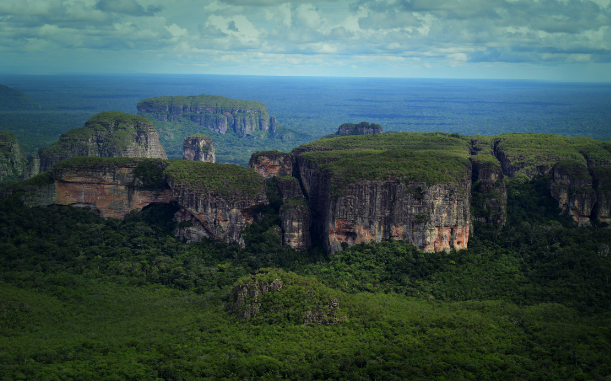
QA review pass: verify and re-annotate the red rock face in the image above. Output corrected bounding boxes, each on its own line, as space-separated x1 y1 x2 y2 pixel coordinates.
248 152 294 178
51 164 175 219
14 161 268 246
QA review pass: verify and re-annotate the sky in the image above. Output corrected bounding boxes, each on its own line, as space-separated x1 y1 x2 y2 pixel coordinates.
1 0 610 81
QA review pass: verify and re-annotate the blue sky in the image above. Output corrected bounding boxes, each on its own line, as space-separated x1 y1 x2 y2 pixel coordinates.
1 0 610 81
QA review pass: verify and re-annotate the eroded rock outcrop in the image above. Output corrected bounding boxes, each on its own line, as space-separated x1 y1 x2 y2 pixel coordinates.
337 122 383 136
0 131 27 186
470 154 507 225
276 176 311 250
183 134 215 163
550 160 596 224
492 134 611 224
292 135 473 253
38 112 167 172
229 269 345 324
138 95 276 137
3 157 267 245
248 151 294 178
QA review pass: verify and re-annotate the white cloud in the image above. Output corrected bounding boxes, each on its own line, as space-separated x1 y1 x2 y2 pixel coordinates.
166 23 188 36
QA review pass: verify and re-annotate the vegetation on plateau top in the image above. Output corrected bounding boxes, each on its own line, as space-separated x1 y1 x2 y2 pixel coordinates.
138 95 268 113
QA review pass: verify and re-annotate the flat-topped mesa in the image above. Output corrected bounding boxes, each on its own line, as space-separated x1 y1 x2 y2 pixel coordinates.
492 134 611 224
2 157 268 245
248 151 294 178
164 161 268 245
0 131 27 186
337 122 383 136
38 111 167 172
137 95 276 137
292 133 473 253
183 134 215 163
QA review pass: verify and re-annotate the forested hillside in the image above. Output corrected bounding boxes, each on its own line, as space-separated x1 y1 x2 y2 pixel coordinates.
1 171 610 379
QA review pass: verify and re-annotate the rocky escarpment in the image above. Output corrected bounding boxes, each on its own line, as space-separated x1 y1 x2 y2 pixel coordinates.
0 131 28 186
248 151 294 178
2 157 267 245
138 95 278 137
183 134 215 163
276 176 311 250
337 122 383 136
38 112 167 173
292 134 473 253
469 138 507 225
492 134 611 224
229 269 344 324
165 161 268 245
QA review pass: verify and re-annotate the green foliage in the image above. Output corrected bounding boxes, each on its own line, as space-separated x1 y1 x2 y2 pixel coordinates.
0 84 40 111
307 149 470 191
138 94 269 112
1 172 54 193
494 133 611 169
296 132 470 155
554 159 591 180
131 159 168 190
164 160 264 199
85 110 151 126
145 116 310 166
470 153 501 170
232 269 345 325
40 111 158 160
54 156 140 168
1 175 611 379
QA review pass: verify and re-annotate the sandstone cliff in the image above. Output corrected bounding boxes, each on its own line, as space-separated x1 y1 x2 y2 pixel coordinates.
2 157 267 246
137 95 276 137
248 151 294 178
337 122 383 136
183 134 215 163
491 134 611 224
0 131 27 186
469 138 507 225
276 176 311 250
38 112 167 172
292 134 473 253
165 161 268 245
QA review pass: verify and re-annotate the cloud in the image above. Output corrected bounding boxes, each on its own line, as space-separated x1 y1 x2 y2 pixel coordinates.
220 0 333 5
95 0 162 17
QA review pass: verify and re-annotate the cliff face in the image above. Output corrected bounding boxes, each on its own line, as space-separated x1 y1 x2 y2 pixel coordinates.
550 161 596 224
276 176 311 250
38 112 167 172
0 131 27 186
337 122 383 136
52 160 174 219
470 155 507 225
292 136 473 253
491 134 611 224
183 134 215 163
248 152 294 178
137 95 276 137
4 158 267 246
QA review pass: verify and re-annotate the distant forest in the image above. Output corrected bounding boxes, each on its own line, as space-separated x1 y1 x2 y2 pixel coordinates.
1 75 610 163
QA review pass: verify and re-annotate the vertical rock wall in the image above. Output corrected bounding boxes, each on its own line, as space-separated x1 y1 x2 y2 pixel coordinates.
183 135 215 163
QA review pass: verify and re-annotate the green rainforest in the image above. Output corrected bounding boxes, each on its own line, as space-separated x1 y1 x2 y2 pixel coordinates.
1 173 610 380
